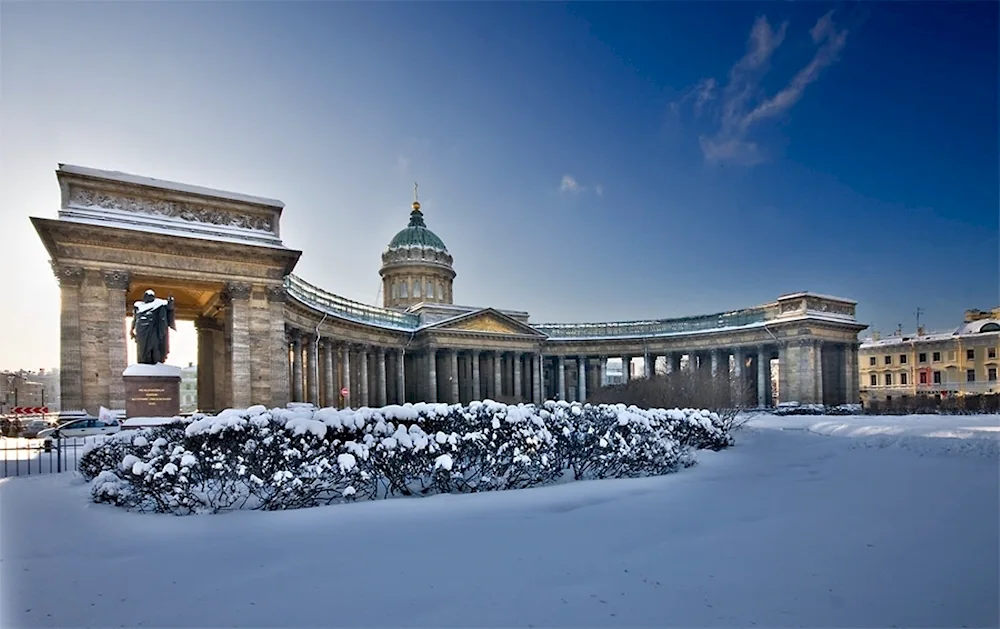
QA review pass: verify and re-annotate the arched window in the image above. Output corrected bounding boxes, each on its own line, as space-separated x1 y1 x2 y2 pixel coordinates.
426 280 434 299
980 322 1000 333
401 281 408 298
391 282 398 299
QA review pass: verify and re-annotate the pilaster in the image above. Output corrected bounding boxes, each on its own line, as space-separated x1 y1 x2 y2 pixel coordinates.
225 282 253 409
267 287 290 409
359 346 370 407
340 344 352 408
599 356 607 388
54 264 85 413
290 329 304 403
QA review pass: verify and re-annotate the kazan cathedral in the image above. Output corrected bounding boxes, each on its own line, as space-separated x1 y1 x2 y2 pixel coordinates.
34 165 866 417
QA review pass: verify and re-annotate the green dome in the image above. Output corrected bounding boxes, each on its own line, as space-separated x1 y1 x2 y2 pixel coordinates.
387 209 448 252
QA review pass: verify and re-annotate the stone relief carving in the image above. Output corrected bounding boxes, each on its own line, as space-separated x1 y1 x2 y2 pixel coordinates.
224 282 253 300
779 300 803 314
70 187 274 233
447 315 524 335
51 263 85 287
266 285 288 303
101 269 132 290
805 297 854 316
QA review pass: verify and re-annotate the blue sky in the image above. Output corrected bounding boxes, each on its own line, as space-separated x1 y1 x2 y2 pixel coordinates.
1 1 996 370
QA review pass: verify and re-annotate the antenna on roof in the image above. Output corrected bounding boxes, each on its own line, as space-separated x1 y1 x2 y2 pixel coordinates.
897 323 903 335
915 307 924 329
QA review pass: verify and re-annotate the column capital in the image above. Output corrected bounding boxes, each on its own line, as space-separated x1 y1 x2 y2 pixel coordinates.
224 282 252 300
195 316 222 331
375 346 386 356
51 263 85 287
266 285 287 303
100 269 132 290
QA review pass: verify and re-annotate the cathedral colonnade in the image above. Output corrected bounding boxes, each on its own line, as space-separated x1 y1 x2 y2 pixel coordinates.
33 165 867 415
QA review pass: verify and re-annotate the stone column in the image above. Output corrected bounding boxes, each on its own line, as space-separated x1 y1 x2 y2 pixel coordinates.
267 287 290 409
757 345 768 407
426 346 438 403
814 340 824 405
533 354 542 404
448 349 459 404
577 357 587 402
710 350 721 378
598 356 607 387
396 349 407 404
643 354 652 379
844 342 859 404
493 351 502 401
290 331 303 403
54 265 85 413
621 356 630 382
324 339 336 408
101 270 130 410
732 348 744 405
665 352 674 375
557 356 566 401
226 282 253 409
195 317 219 412
513 353 522 401
306 334 319 406
376 347 387 407
359 346 370 407
471 350 481 401
341 344 351 408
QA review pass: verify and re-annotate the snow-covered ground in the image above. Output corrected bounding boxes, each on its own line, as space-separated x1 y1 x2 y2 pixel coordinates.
1 413 997 627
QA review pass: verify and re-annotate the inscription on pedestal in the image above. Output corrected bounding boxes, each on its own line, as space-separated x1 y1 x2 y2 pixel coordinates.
124 375 180 418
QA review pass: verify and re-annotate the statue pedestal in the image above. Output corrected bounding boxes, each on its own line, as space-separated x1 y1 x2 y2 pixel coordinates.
123 364 182 419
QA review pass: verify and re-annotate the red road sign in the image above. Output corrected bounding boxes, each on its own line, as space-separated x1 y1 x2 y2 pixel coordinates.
12 407 48 415
340 387 349 397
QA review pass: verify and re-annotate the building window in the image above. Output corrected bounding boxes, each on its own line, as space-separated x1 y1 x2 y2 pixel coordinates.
932 351 941 362
869 374 877 386
948 351 956 361
918 352 927 363
899 354 907 364
900 372 908 385
885 373 893 386
919 372 928 384
933 371 942 384
989 367 997 382
884 355 892 365
401 281 408 298
413 279 421 298
966 349 975 360
869 356 876 366
426 280 434 299
989 347 997 359
967 369 976 383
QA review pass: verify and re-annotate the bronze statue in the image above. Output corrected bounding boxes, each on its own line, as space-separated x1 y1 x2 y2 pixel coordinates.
130 289 176 364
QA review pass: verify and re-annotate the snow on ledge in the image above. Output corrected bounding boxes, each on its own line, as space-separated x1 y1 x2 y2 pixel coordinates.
123 364 182 378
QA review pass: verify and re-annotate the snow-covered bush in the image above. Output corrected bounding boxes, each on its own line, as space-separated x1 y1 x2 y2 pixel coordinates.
82 401 732 514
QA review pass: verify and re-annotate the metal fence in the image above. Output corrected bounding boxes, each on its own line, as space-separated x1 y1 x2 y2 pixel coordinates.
0 437 96 478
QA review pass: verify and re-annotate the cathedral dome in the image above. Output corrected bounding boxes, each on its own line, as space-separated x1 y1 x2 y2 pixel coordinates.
380 197 455 310
386 202 448 253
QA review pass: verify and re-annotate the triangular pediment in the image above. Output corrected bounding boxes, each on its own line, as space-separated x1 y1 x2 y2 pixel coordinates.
430 308 546 337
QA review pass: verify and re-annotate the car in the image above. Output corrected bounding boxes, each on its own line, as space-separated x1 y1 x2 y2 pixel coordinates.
37 417 121 440
20 419 54 438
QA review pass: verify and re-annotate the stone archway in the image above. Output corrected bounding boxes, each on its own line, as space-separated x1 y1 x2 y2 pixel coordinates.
32 165 301 415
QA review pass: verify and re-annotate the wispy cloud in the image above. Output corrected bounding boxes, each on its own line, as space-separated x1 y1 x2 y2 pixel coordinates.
560 174 581 193
673 12 849 166
559 174 604 196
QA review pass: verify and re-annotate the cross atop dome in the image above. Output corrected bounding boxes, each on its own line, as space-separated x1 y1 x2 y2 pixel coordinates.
412 181 420 212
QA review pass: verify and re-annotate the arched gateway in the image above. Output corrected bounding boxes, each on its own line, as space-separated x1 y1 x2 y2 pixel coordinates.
33 164 867 416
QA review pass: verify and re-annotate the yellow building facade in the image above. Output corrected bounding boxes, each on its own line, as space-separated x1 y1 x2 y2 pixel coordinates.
858 308 1000 403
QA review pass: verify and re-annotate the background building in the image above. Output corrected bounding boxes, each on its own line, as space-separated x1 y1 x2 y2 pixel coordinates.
180 363 198 413
859 308 1000 403
0 370 53 412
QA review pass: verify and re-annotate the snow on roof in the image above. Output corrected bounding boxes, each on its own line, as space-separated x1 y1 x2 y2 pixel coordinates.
778 292 857 304
860 319 1000 348
58 164 285 209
